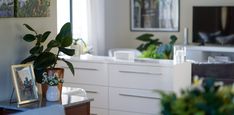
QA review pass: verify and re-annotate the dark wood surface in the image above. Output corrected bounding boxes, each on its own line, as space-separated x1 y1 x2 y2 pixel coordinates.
65 102 90 115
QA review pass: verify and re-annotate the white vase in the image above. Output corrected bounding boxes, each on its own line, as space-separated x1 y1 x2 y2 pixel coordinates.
46 86 59 101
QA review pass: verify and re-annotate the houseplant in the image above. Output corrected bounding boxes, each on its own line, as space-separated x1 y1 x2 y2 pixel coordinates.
160 79 234 115
136 33 177 59
21 22 75 96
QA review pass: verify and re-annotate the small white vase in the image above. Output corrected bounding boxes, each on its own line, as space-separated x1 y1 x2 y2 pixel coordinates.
46 86 59 101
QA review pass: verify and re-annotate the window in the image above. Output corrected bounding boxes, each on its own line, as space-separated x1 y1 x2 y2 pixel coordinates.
57 0 88 43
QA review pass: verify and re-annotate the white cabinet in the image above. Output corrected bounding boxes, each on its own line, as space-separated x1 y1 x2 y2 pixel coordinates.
59 56 191 115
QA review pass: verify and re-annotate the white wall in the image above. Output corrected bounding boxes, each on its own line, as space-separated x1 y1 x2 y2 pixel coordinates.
105 0 234 55
0 0 57 101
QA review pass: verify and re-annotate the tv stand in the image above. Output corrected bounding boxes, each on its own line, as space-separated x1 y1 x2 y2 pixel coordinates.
185 45 234 62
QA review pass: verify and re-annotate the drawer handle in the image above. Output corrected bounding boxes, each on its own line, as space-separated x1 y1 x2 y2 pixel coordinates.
86 90 98 94
76 67 98 71
119 70 162 76
119 93 160 100
91 113 98 115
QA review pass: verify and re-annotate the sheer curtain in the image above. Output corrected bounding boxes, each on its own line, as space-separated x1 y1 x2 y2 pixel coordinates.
87 0 106 56
64 0 106 55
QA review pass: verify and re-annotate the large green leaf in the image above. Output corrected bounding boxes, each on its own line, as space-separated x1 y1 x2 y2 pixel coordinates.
34 52 56 68
170 35 177 45
30 46 43 55
41 31 51 42
57 22 72 37
59 47 75 56
23 34 36 42
56 23 72 47
21 55 37 64
62 59 75 76
23 24 36 33
47 40 60 48
136 34 154 42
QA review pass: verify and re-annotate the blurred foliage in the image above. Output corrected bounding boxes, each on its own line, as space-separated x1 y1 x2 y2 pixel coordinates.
160 79 234 115
136 34 177 59
16 0 50 17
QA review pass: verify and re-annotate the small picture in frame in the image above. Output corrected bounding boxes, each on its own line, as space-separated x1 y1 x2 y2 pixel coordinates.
11 64 38 105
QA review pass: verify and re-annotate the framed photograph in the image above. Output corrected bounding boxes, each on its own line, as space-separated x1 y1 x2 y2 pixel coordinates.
11 64 38 105
15 0 50 17
0 0 14 17
131 0 179 32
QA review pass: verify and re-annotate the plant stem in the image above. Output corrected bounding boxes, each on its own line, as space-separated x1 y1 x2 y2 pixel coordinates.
53 49 60 68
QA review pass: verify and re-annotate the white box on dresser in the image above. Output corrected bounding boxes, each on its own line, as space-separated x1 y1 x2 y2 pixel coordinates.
58 55 191 115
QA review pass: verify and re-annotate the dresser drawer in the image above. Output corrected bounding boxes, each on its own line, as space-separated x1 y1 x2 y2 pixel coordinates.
91 108 108 115
61 61 108 86
109 110 157 115
64 83 108 109
109 64 173 90
109 87 161 114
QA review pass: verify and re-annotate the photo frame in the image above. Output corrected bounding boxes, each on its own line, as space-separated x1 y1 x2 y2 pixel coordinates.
131 0 180 32
15 0 50 17
0 0 14 17
11 64 38 105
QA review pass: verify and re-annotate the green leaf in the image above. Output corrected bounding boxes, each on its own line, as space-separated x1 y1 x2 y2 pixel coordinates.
47 40 60 48
56 23 73 47
59 47 75 56
30 46 43 55
34 52 56 68
21 55 37 64
23 24 36 33
62 59 75 76
23 34 36 42
41 31 51 42
136 34 154 42
170 35 177 44
137 44 145 52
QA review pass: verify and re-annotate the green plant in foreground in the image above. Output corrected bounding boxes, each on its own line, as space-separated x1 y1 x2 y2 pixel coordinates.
21 23 75 83
160 79 234 115
136 34 177 59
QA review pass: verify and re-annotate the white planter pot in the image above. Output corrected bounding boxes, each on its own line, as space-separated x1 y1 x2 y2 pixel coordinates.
46 86 59 101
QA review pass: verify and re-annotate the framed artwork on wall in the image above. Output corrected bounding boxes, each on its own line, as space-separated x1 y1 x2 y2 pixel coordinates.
16 0 50 17
11 64 38 105
0 0 14 17
131 0 180 32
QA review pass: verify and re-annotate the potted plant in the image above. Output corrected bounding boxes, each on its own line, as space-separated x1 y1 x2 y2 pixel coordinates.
160 79 234 114
21 22 75 96
136 33 177 59
42 72 63 101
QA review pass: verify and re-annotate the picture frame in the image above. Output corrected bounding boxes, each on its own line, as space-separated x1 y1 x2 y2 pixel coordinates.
131 0 180 32
0 0 14 17
15 0 50 17
11 64 38 105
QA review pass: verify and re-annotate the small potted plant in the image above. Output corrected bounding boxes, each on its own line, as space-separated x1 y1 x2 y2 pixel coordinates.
21 22 75 96
42 72 63 101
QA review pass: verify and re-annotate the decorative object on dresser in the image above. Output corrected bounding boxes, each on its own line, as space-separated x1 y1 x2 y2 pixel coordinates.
21 22 75 97
11 64 39 105
136 33 177 59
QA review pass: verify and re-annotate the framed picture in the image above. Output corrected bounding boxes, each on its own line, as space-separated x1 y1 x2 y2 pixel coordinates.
15 0 50 17
11 64 38 105
131 0 180 32
0 0 14 17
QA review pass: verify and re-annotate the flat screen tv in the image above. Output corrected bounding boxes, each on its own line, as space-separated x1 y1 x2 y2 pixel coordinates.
193 6 234 45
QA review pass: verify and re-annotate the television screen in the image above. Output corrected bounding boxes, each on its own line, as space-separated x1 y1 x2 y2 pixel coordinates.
193 6 234 45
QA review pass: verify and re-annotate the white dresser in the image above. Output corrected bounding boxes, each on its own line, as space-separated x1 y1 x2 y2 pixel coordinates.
58 55 191 115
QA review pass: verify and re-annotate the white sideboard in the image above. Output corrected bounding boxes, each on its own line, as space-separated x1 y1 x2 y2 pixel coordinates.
58 55 191 115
